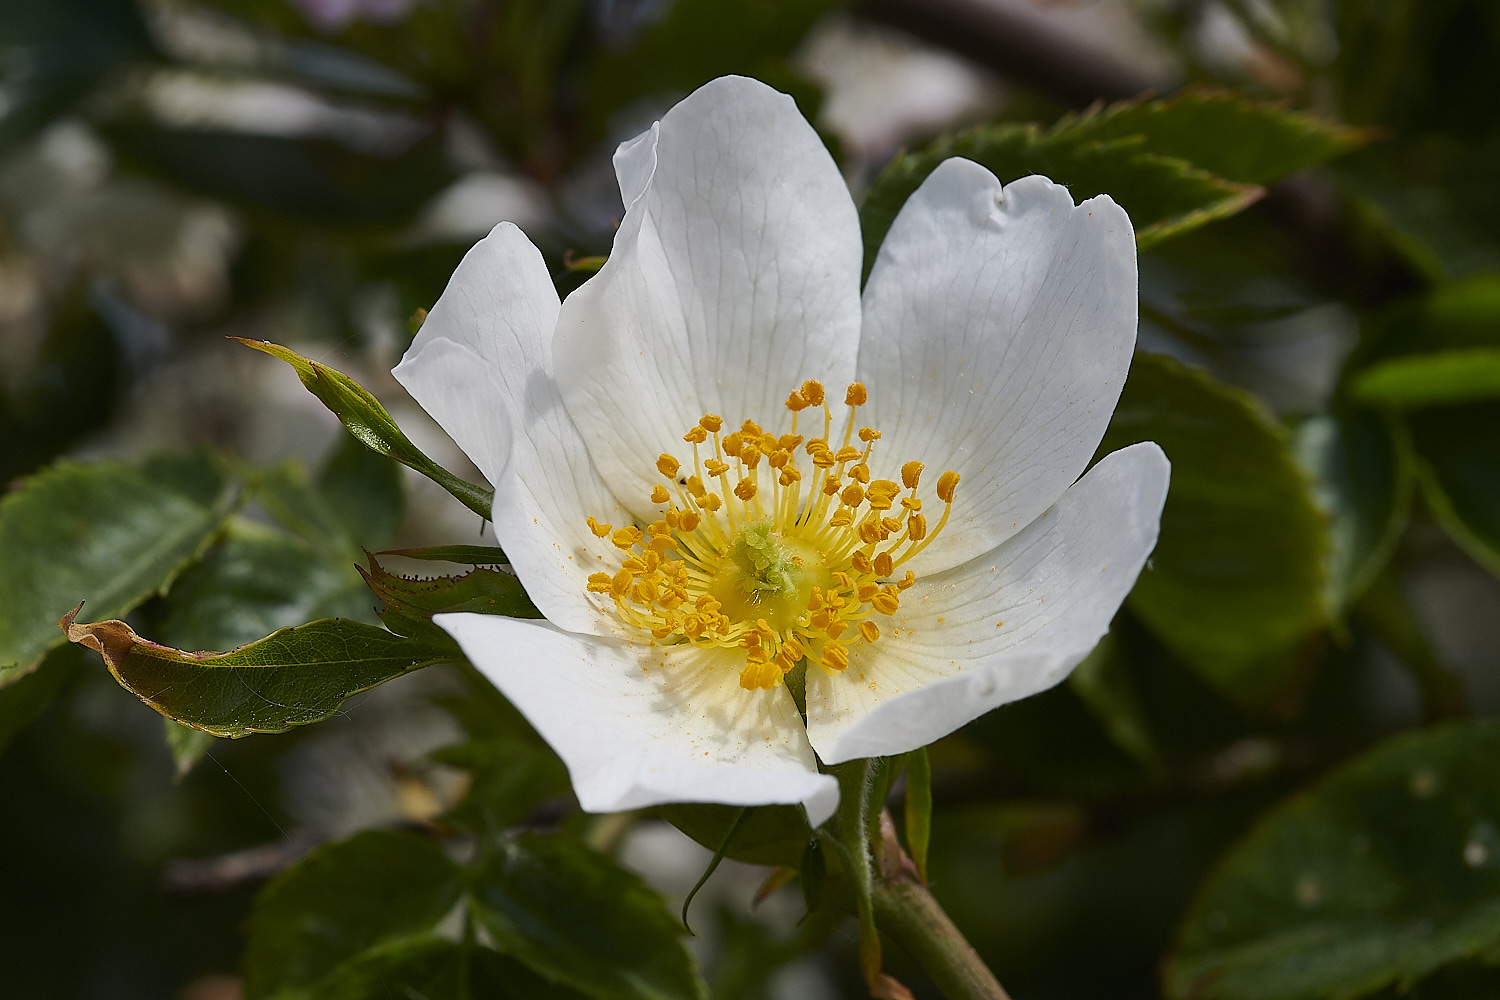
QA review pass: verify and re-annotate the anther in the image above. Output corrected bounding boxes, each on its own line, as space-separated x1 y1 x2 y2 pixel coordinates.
834 446 861 464
651 485 670 504
802 380 825 406
907 514 928 541
874 552 894 577
612 526 642 549
700 414 723 432
683 426 708 444
656 454 680 478
841 483 865 507
901 461 925 489
859 621 880 643
937 470 960 504
586 516 612 538
686 475 707 496
845 382 867 406
733 479 757 502
858 427 880 443
820 643 849 672
785 390 809 411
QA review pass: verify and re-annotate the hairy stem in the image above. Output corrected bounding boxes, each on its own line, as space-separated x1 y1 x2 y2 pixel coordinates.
869 809 1010 1000
872 876 1011 1000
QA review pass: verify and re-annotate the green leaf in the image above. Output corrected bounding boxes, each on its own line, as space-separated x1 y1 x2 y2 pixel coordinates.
0 646 82 758
1336 171 1500 283
1166 720 1500 1000
1357 276 1500 366
306 939 597 1000
1099 353 1329 706
243 830 464 1000
160 519 377 654
1076 91 1373 185
381 545 510 565
294 936 468 1000
235 339 492 520
0 452 237 679
1067 633 1161 770
1351 349 1500 407
860 123 1258 278
62 611 451 737
164 718 222 781
1294 410 1412 608
860 90 1369 277
317 430 406 548
1409 401 1500 577
430 736 570 833
469 832 707 1000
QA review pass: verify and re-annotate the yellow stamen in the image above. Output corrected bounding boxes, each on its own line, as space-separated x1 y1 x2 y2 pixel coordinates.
581 380 960 696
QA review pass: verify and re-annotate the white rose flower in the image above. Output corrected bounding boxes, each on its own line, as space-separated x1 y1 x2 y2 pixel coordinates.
394 76 1168 826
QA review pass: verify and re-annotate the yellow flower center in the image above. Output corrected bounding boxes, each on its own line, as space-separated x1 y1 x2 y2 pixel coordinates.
585 380 958 692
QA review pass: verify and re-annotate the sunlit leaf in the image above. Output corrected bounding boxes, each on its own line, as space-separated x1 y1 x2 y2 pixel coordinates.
1167 720 1500 1000
160 519 377 653
860 123 1258 278
0 453 237 680
861 90 1369 276
1076 91 1372 185
62 610 450 737
1352 349 1500 406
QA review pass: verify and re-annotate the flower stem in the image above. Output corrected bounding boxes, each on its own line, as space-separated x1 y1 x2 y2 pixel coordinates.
871 875 1012 1000
870 809 1010 1000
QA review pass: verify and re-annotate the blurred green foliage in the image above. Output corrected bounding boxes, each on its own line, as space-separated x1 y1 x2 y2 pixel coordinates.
3 0 1500 998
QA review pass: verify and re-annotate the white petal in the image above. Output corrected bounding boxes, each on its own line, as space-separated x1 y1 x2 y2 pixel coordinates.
806 442 1169 764
394 223 628 636
554 76 863 519
858 159 1138 575
436 612 840 825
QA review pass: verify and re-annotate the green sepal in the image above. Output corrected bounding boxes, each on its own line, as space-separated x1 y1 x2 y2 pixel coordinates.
903 747 934 884
235 339 493 520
